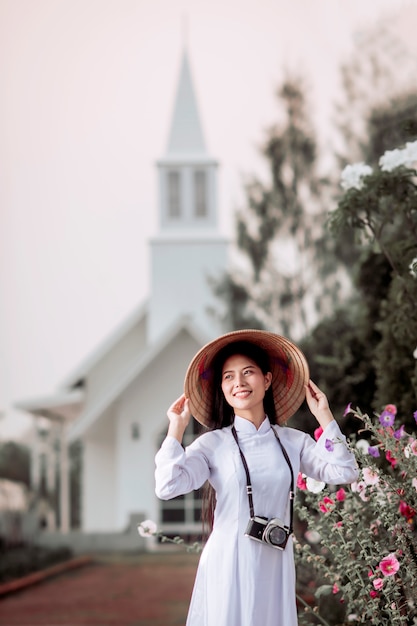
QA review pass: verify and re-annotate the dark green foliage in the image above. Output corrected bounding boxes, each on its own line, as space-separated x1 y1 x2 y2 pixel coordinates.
0 544 72 583
300 308 376 429
0 442 30 487
372 271 417 422
329 161 417 424
366 93 417 166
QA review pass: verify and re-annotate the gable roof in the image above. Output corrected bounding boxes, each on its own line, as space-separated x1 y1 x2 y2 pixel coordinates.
68 315 210 442
15 389 85 422
58 301 148 391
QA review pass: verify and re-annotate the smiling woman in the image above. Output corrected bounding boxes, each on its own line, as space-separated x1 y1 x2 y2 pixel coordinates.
155 328 358 626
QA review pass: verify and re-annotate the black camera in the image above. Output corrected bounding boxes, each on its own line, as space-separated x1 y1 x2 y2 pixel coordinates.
245 516 290 550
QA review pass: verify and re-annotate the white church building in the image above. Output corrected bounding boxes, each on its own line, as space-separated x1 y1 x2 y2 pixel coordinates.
17 48 229 549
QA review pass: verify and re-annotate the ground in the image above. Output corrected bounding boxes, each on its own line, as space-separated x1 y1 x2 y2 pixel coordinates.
0 552 199 626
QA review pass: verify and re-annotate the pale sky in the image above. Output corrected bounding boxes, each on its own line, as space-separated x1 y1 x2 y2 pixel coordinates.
0 0 414 439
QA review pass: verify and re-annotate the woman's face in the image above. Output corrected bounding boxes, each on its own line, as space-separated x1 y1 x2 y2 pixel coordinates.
220 354 272 420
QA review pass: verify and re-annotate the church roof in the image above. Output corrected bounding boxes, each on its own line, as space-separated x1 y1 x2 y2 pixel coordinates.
58 301 148 390
165 49 207 157
68 315 210 442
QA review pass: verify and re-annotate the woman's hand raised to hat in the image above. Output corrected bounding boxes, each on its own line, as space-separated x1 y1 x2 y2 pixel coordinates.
305 380 334 430
167 394 192 443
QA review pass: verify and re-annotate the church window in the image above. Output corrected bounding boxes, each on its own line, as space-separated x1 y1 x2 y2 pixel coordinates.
167 170 181 217
131 423 140 440
194 170 207 217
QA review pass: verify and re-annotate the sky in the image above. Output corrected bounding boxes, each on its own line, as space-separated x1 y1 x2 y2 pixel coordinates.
0 0 415 440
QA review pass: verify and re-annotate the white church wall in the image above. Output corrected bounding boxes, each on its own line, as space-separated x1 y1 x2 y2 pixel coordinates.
115 328 201 530
82 408 117 532
82 313 147 413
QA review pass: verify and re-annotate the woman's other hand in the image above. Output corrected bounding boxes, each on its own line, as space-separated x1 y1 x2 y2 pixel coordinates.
305 380 334 430
167 394 191 442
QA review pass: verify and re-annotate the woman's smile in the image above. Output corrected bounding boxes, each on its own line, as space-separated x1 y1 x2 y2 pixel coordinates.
221 354 272 425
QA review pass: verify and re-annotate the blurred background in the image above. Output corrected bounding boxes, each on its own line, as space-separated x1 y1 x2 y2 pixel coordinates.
2 0 416 440
1 1 417 621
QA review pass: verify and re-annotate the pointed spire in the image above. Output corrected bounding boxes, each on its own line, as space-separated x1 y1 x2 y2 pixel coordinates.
166 49 207 156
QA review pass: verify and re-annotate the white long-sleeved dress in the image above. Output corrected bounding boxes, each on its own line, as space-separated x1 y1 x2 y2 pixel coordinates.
155 416 358 626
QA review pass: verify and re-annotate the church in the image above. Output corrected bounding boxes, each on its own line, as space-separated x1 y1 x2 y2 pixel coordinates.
17 48 229 548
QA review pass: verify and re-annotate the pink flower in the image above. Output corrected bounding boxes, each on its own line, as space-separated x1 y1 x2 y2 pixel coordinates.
373 578 384 590
314 426 323 441
411 440 417 456
385 404 397 415
362 467 379 486
319 496 335 513
385 450 397 468
351 481 363 493
414 410 417 424
297 473 307 490
332 583 340 594
379 553 400 577
351 480 368 501
399 501 416 523
370 590 379 599
336 488 346 502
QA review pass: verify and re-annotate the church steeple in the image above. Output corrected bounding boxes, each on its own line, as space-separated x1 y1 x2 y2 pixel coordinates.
149 47 228 343
157 48 218 233
166 49 207 157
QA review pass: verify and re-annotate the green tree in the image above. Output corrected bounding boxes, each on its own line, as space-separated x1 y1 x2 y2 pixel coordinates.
329 154 417 423
213 78 344 338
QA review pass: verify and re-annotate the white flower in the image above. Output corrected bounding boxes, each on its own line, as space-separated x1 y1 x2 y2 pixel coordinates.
404 140 417 164
409 257 417 279
137 519 158 537
306 477 326 493
304 529 321 544
341 162 373 190
355 439 369 453
413 346 417 360
412 477 417 492
379 140 417 172
379 148 406 172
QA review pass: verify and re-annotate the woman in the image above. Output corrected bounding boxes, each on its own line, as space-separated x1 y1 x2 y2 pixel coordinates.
155 329 358 626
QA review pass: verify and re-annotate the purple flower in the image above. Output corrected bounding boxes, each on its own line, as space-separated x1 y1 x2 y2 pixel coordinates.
325 438 335 452
414 410 417 424
394 425 406 440
343 402 352 417
379 410 395 427
368 446 380 458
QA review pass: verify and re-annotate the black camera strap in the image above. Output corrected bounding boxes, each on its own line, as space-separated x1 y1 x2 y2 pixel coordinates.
231 423 295 533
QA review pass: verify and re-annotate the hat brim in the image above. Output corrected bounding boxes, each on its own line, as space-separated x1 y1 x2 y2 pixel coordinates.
184 329 309 427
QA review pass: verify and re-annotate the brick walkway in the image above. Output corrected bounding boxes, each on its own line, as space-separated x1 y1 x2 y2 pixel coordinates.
0 552 199 626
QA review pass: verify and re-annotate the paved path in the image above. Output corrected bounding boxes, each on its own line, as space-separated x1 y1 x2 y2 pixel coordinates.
0 552 199 626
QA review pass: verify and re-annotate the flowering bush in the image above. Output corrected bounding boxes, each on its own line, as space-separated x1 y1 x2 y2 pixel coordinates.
329 140 417 422
294 404 417 625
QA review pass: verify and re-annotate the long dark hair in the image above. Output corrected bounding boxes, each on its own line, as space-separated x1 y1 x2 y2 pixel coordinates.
202 340 276 535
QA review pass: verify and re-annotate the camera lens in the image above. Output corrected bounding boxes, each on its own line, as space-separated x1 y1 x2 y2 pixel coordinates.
268 526 286 546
